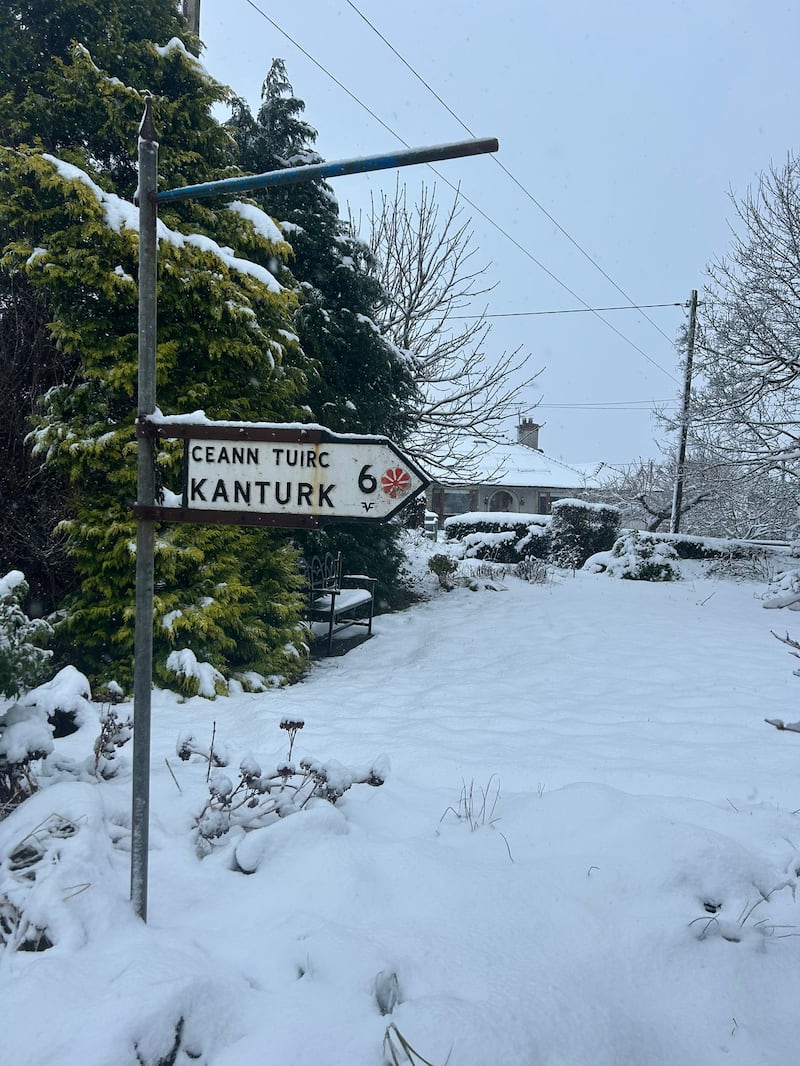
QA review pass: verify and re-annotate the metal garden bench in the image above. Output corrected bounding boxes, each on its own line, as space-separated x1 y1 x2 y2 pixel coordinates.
300 552 376 656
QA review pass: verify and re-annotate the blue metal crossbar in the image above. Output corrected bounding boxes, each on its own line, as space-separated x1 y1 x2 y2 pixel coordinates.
157 137 499 203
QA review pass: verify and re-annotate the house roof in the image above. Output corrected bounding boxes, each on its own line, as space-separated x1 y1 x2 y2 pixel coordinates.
441 440 605 491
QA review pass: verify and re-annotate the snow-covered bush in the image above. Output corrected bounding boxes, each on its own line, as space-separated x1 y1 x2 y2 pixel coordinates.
762 568 800 611
1 667 95 815
0 700 54 817
162 648 228 699
444 513 550 561
0 572 58 817
428 553 458 590
179 720 388 861
0 571 52 699
548 499 620 570
590 530 680 581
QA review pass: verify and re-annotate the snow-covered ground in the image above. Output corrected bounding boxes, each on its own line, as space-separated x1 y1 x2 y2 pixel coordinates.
2 537 800 1066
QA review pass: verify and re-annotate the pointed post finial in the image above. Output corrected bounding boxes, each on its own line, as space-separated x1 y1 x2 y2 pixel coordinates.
139 95 156 143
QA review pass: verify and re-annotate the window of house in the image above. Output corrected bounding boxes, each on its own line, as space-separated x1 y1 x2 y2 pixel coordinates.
443 489 473 514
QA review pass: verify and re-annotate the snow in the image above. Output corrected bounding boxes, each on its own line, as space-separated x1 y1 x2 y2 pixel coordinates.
165 649 227 698
552 495 611 512
0 570 26 599
441 440 600 490
146 408 396 442
762 566 800 610
1 667 91 765
2 539 800 1065
152 37 213 82
227 200 285 245
443 510 549 527
25 246 47 267
0 701 54 764
39 156 283 293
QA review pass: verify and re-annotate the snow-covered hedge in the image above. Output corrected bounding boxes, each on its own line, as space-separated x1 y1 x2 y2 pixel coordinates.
443 512 550 562
548 499 621 570
636 531 772 560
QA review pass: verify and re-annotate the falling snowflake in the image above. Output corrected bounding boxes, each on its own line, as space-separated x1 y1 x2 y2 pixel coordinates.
381 467 411 498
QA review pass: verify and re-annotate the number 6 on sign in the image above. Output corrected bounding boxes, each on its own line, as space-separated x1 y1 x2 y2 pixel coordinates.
358 465 378 493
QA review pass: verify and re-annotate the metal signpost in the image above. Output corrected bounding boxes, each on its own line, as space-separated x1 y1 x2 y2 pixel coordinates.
131 98 498 920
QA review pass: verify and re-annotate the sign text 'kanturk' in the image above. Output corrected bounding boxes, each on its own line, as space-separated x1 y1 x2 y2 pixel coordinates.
133 420 430 530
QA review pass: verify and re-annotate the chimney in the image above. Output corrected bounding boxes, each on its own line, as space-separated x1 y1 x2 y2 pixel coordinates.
517 419 540 450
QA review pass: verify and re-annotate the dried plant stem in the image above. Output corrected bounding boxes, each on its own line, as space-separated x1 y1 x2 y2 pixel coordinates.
206 721 216 783
164 758 182 793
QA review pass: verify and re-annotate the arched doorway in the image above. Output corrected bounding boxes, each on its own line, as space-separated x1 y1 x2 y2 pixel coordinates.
488 489 515 512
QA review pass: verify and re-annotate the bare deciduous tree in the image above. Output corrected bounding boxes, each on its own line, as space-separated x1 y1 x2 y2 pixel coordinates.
691 153 800 474
601 450 796 538
598 457 710 532
357 180 540 479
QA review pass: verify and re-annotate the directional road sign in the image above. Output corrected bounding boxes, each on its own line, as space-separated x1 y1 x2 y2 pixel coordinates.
133 419 430 530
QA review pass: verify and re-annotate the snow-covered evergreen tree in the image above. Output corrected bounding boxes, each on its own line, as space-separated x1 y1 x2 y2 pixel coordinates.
0 3 312 690
228 59 417 441
0 571 52 699
227 60 419 602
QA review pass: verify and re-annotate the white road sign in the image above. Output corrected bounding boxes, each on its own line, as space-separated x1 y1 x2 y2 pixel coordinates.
186 437 426 519
133 421 430 529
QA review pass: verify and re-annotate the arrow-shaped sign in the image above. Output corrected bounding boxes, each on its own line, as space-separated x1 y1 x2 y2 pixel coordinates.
133 420 430 530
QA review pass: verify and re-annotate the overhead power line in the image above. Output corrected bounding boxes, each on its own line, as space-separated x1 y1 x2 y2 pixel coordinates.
451 302 683 319
343 0 679 350
538 400 674 408
242 0 413 147
419 171 680 382
237 0 681 385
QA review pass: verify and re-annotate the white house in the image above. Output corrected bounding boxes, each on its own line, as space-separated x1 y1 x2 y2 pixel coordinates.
428 420 603 523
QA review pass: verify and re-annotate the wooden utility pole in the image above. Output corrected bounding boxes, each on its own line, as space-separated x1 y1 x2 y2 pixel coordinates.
670 289 698 533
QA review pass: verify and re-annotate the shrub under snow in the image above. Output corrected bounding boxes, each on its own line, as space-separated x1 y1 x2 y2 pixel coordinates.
164 649 228 699
548 499 621 570
1 666 93 816
762 567 800 611
0 571 52 700
587 530 680 581
444 512 550 562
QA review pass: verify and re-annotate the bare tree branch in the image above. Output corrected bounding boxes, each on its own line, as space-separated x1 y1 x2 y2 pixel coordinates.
355 179 541 479
599 452 795 537
690 154 800 473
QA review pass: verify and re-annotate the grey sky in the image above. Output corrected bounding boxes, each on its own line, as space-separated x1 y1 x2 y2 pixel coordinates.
196 0 797 465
